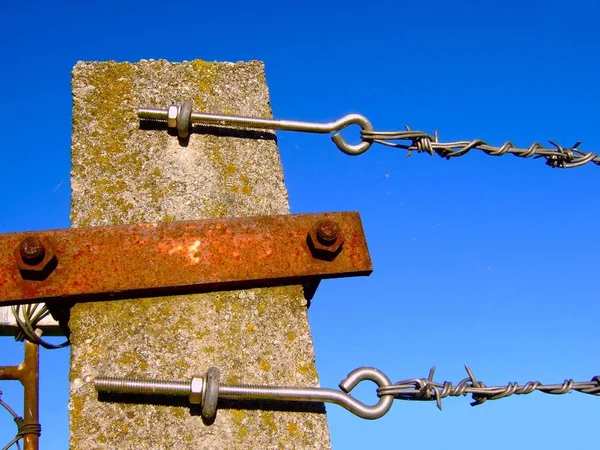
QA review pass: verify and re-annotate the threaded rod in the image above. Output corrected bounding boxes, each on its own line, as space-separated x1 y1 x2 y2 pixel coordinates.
94 377 189 396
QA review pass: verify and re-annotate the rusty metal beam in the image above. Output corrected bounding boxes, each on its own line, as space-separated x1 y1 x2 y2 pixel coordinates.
0 212 372 307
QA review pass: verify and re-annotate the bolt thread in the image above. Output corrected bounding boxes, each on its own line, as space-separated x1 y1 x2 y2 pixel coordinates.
94 377 189 396
137 108 168 120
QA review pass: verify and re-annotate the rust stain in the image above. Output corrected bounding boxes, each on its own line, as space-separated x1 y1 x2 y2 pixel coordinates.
0 212 372 307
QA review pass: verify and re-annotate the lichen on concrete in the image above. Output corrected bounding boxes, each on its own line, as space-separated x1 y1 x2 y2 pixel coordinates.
69 59 331 449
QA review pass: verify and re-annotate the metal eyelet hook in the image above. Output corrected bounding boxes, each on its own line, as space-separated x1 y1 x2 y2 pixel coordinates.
138 103 375 156
330 114 374 156
95 366 396 420
335 366 394 419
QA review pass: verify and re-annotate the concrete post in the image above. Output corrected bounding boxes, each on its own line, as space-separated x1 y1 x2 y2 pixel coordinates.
69 59 331 449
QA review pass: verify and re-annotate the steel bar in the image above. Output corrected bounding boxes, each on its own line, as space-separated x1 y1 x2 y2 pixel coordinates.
0 212 372 307
0 340 40 450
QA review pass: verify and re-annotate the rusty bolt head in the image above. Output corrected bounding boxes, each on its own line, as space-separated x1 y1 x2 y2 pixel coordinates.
316 220 340 246
307 220 345 261
14 236 57 280
20 237 46 265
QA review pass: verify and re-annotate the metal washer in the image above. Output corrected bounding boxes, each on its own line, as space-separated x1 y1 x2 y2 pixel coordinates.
177 101 193 138
202 367 220 420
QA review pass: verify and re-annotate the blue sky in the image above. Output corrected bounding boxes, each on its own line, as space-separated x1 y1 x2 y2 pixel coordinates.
1 0 599 448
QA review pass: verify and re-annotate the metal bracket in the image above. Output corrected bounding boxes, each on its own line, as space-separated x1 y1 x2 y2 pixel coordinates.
0 212 372 307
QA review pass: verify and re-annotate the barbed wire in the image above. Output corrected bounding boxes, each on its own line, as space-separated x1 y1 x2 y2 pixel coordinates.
377 366 600 410
361 127 600 168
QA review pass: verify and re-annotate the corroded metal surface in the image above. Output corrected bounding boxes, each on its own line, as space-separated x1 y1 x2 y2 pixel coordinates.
0 212 371 306
0 341 40 450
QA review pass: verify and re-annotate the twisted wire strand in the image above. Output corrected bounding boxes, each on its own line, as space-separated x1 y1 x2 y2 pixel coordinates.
361 127 600 168
11 304 69 350
1 418 41 450
377 366 600 410
0 392 22 450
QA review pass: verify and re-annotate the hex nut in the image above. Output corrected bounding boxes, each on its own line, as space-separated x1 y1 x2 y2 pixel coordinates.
167 104 179 128
14 237 58 280
189 376 204 405
307 220 345 261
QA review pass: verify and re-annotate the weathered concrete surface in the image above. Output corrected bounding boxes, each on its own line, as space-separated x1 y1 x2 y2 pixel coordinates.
69 59 331 449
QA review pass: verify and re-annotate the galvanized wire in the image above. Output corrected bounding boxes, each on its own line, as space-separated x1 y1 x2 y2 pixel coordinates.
0 391 23 450
377 366 600 410
361 127 600 168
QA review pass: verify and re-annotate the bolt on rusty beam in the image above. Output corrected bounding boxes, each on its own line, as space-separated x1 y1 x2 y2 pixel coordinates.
0 212 372 307
0 341 40 450
19 237 46 265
